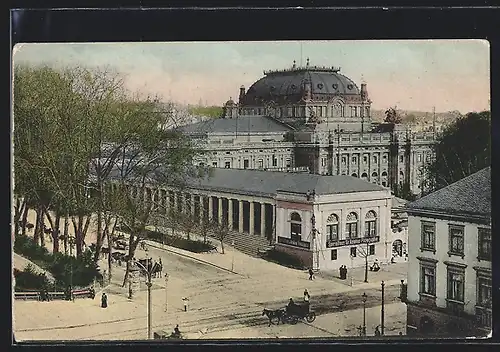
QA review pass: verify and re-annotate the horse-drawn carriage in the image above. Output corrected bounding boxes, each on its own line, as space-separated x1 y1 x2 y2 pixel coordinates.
262 301 316 326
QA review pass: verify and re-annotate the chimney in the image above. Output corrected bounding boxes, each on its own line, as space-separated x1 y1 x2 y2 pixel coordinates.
360 83 368 100
239 85 245 104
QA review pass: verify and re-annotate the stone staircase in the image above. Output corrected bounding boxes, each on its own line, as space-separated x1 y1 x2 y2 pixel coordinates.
207 230 273 258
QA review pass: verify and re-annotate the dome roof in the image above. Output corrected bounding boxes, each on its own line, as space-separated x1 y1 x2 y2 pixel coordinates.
241 65 360 105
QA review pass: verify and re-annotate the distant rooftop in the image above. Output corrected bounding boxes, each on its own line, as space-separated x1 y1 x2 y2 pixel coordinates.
175 115 293 134
406 167 491 219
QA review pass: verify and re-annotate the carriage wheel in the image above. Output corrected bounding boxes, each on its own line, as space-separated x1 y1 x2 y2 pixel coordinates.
270 315 280 325
289 315 299 325
306 312 316 323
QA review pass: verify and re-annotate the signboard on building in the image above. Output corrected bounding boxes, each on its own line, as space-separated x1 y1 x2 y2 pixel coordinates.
277 236 310 249
326 236 380 248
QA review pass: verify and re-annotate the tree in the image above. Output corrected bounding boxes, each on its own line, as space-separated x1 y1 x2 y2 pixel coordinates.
422 111 490 193
356 244 370 283
384 107 402 124
211 218 231 254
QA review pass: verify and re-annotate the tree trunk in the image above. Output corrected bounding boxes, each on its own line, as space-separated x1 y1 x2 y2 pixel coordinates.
72 215 84 257
94 212 108 263
220 239 225 254
14 197 25 236
34 205 43 245
364 246 369 283
122 231 141 287
107 218 118 283
52 213 61 253
63 213 69 255
21 203 29 236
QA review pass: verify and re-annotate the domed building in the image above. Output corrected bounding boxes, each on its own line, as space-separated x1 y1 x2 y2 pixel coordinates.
182 59 436 198
223 58 372 132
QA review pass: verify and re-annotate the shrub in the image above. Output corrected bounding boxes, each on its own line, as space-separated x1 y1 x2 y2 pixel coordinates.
264 249 305 269
144 229 214 253
14 264 51 290
14 234 101 289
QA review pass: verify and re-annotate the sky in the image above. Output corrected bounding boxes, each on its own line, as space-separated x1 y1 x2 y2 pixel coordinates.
13 40 490 113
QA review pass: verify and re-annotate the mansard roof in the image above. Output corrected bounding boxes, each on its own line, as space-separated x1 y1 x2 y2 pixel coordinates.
406 167 491 219
175 115 293 134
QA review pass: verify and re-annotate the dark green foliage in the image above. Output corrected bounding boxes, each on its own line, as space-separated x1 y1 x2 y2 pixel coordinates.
14 265 51 290
188 106 223 118
14 234 101 288
145 230 215 253
264 249 306 270
423 111 491 193
393 183 417 201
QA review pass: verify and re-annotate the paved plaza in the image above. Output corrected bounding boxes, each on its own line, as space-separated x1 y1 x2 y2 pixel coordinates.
14 225 408 341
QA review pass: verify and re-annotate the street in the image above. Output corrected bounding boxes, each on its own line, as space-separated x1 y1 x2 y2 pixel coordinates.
14 238 407 341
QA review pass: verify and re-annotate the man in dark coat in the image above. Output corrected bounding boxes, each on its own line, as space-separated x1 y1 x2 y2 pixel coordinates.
101 293 108 308
308 268 314 280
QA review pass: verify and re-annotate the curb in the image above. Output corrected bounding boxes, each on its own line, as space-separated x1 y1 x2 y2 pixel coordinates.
139 239 246 278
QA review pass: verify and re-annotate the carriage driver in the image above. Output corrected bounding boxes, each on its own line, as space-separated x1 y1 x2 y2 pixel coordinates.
286 298 296 315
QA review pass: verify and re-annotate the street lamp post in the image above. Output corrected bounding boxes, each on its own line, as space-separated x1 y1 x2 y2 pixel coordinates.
362 292 367 336
134 255 156 340
231 240 235 272
381 281 385 335
164 273 169 312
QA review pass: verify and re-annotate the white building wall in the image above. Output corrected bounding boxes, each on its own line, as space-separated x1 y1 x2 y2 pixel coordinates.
407 214 491 316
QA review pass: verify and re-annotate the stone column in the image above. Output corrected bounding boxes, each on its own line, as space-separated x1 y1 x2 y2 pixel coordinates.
218 197 223 224
191 194 195 216
238 200 244 233
260 203 266 236
208 196 213 220
249 201 255 236
228 199 233 230
199 195 204 223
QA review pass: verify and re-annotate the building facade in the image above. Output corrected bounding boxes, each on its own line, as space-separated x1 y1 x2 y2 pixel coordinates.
109 167 393 271
402 167 491 337
179 60 436 195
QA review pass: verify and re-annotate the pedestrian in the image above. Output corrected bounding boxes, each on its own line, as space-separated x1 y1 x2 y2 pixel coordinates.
303 289 310 302
101 293 108 308
308 268 314 280
339 265 343 279
343 266 348 279
374 325 381 336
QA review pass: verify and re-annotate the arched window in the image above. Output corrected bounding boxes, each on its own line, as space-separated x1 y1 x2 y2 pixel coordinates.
290 212 302 241
326 214 339 241
346 212 358 239
365 210 377 237
361 172 368 181
351 173 358 178
381 171 388 177
371 172 379 184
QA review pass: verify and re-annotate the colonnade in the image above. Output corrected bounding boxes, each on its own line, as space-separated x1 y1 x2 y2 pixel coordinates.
124 184 276 238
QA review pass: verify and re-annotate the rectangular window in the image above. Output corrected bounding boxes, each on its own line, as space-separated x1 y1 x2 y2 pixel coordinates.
258 159 264 169
342 156 347 164
272 156 278 167
420 264 436 296
447 267 465 302
350 247 357 257
449 225 464 256
369 245 375 255
421 221 436 251
347 222 358 239
352 156 357 164
373 155 378 164
212 162 218 167
399 155 404 162
426 155 430 162
365 220 376 237
224 161 231 169
477 275 492 309
363 155 368 164
417 154 422 162
290 223 301 241
286 159 291 167
331 249 338 261
383 154 388 163
327 224 338 241
243 159 249 169
478 228 491 260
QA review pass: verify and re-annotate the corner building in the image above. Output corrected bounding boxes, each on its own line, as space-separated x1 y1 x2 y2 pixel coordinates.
179 59 436 195
403 167 491 337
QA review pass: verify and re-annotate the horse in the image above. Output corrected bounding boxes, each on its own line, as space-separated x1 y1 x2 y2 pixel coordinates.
262 308 284 327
